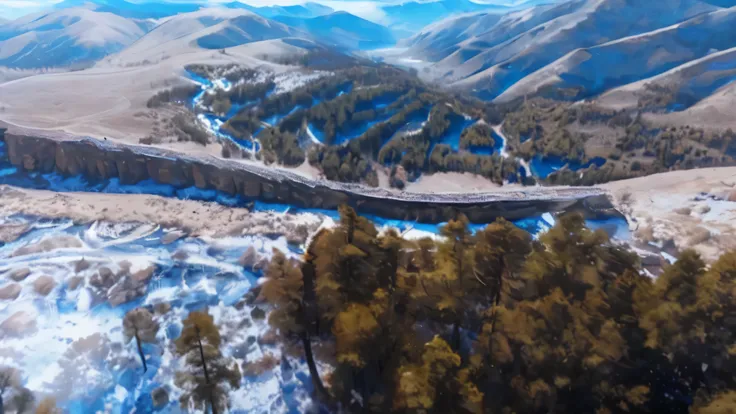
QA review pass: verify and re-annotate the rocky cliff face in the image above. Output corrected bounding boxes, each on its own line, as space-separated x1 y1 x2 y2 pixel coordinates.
0 129 619 223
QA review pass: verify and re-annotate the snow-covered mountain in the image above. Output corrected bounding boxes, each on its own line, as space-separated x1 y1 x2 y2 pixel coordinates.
273 11 395 50
597 45 736 110
0 7 151 68
109 8 302 63
381 0 503 37
223 1 334 19
495 6 736 102
405 0 723 101
400 12 503 62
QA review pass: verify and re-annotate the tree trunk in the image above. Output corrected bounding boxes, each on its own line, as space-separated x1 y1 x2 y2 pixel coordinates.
196 327 218 414
0 392 4 414
301 260 328 400
301 332 329 399
452 320 461 352
135 331 148 373
487 257 507 358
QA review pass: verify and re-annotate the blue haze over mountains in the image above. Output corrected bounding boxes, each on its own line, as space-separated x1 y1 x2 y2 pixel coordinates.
2 0 736 110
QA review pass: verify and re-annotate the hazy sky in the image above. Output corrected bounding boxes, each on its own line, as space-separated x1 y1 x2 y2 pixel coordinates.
0 0 531 20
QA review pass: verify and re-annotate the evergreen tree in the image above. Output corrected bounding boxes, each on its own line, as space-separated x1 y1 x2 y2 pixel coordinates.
639 250 736 394
256 204 736 414
175 311 241 414
123 307 159 373
394 336 482 414
261 249 328 399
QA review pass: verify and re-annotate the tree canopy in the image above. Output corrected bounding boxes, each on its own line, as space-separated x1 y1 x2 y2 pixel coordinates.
259 205 736 414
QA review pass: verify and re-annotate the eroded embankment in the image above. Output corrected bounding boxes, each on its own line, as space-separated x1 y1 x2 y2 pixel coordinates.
0 124 621 223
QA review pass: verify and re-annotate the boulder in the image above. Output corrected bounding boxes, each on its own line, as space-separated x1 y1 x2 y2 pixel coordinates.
238 246 258 269
74 258 91 273
0 283 22 301
729 190 736 202
131 266 155 284
89 267 120 289
0 311 37 337
7 268 30 282
33 275 57 296
151 387 169 409
107 265 156 307
0 223 29 244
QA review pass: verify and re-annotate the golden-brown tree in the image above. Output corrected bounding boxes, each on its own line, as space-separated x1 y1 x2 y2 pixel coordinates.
175 311 241 414
123 307 159 373
261 249 328 399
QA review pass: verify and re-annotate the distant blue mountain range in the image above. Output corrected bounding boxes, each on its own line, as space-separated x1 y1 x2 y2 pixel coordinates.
52 0 202 19
273 11 396 50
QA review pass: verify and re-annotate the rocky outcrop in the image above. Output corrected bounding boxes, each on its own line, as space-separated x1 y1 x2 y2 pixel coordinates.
0 283 22 300
33 275 57 296
7 268 30 282
0 222 29 244
1 311 37 337
107 265 156 307
0 127 621 223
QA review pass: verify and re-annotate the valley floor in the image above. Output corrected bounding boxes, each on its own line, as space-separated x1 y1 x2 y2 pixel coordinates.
2 166 735 263
0 185 326 243
601 167 736 262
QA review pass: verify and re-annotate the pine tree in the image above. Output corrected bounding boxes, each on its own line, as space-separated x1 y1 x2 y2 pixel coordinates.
123 307 159 373
394 336 482 414
261 249 328 399
175 311 241 414
639 250 736 394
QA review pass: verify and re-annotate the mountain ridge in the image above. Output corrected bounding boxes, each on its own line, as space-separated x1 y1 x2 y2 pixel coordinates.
0 7 151 68
273 11 396 50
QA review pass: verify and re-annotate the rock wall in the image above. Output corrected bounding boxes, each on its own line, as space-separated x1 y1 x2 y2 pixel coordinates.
0 130 621 223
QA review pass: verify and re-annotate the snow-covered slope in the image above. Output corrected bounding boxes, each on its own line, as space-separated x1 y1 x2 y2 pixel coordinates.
403 2 583 64
595 45 736 111
409 0 719 100
223 1 334 19
195 11 301 50
496 6 736 102
400 12 503 62
0 8 150 68
111 8 301 63
273 11 395 50
381 0 516 37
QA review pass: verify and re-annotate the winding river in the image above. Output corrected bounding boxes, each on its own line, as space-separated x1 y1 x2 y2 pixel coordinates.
0 77 631 413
